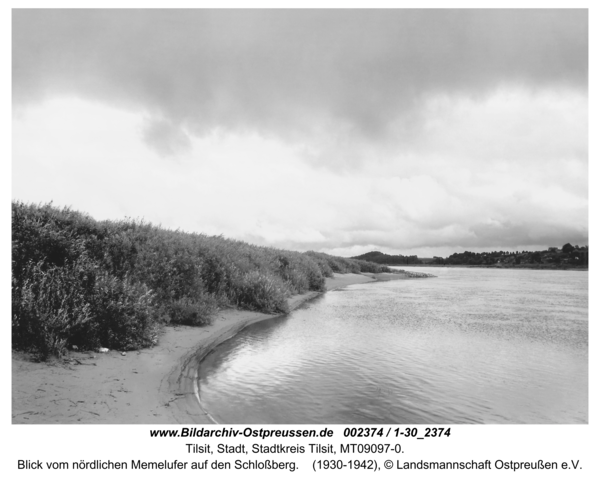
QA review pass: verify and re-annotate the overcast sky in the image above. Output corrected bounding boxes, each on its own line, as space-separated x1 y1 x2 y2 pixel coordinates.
12 9 588 257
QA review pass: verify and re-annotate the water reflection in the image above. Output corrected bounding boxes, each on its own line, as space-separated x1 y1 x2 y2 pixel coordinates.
198 268 588 424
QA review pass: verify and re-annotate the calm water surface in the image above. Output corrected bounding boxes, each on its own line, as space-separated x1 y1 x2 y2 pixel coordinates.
197 267 588 424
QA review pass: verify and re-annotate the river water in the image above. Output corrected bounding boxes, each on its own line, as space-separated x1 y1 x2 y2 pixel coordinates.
197 267 588 424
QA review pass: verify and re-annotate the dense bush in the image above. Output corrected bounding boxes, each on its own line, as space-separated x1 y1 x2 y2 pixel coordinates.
231 271 290 313
14 202 373 358
165 294 217 327
303 252 334 278
12 201 391 358
86 272 158 350
355 259 392 274
306 251 391 275
12 255 158 359
13 258 94 359
306 251 357 274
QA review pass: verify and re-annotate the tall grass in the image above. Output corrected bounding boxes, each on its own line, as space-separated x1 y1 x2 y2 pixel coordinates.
12 201 373 359
305 251 391 274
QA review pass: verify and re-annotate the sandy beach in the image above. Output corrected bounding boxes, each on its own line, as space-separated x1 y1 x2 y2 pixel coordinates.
12 272 409 424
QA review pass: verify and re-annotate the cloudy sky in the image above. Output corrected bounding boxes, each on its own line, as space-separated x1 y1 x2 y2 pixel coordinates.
12 9 588 257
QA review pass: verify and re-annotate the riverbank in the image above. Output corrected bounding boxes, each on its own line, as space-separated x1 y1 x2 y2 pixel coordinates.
12 272 409 424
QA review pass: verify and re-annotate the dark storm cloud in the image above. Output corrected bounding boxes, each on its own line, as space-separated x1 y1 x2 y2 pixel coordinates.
141 117 192 157
13 9 588 144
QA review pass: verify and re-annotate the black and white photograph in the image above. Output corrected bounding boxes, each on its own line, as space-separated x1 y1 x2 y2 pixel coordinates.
10 5 589 434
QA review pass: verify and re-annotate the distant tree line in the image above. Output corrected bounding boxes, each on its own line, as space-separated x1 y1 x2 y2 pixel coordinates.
351 244 588 268
431 243 588 267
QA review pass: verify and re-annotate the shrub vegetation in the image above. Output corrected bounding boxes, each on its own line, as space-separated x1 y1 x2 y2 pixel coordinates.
12 201 388 359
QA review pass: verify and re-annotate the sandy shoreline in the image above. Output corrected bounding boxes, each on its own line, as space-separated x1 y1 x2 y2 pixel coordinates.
12 272 409 424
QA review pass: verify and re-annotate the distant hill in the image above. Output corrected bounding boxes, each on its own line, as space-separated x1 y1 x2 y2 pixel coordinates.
351 251 421 265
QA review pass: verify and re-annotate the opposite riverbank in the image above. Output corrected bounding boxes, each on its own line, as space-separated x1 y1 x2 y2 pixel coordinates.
12 272 410 424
